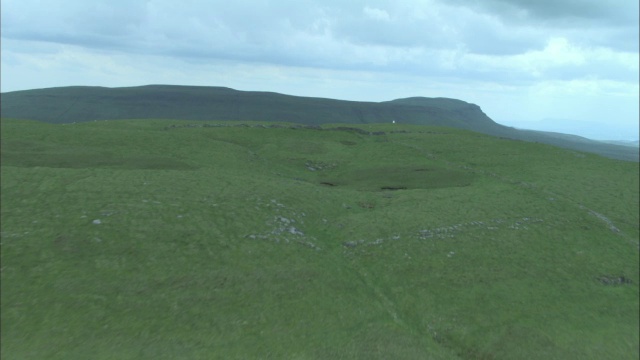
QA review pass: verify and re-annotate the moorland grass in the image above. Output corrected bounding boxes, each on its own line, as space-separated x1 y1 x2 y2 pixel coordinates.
1 119 638 359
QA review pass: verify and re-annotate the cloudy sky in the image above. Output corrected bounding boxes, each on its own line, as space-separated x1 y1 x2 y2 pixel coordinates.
2 0 638 140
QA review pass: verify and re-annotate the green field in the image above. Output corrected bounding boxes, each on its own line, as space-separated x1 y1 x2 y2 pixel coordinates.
1 119 638 359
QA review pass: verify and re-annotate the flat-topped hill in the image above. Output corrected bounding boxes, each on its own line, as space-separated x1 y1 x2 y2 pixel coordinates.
1 85 499 130
2 85 637 161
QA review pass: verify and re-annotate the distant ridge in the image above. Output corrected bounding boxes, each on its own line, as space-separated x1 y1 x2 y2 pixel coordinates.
0 85 501 131
1 85 637 161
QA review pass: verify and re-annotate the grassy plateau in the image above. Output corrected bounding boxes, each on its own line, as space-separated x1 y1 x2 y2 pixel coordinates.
1 118 638 359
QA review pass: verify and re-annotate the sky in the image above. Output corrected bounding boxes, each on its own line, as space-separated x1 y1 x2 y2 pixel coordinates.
1 0 638 140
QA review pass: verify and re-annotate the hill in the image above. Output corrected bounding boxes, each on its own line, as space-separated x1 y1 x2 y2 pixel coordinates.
0 85 495 129
601 139 640 148
2 85 637 161
1 118 638 359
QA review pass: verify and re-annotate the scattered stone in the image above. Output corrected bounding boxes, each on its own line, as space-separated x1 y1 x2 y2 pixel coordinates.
343 240 365 248
418 217 544 240
92 219 102 225
247 200 319 250
276 216 292 224
288 227 304 236
305 160 336 172
598 275 632 285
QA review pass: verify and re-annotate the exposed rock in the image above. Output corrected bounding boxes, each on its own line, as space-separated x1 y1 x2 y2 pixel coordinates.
598 275 632 285
418 217 544 240
246 199 320 250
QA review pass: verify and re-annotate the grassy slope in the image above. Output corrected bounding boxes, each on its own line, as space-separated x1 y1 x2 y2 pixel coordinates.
1 119 638 359
2 85 637 162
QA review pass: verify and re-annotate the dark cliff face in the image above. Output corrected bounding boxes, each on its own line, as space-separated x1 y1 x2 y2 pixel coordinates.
384 97 500 131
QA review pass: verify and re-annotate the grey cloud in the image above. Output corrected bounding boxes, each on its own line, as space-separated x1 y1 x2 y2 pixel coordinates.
455 0 638 25
321 2 546 56
576 27 640 53
1 0 636 84
2 0 530 57
544 59 639 84
447 0 639 53
2 0 149 54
